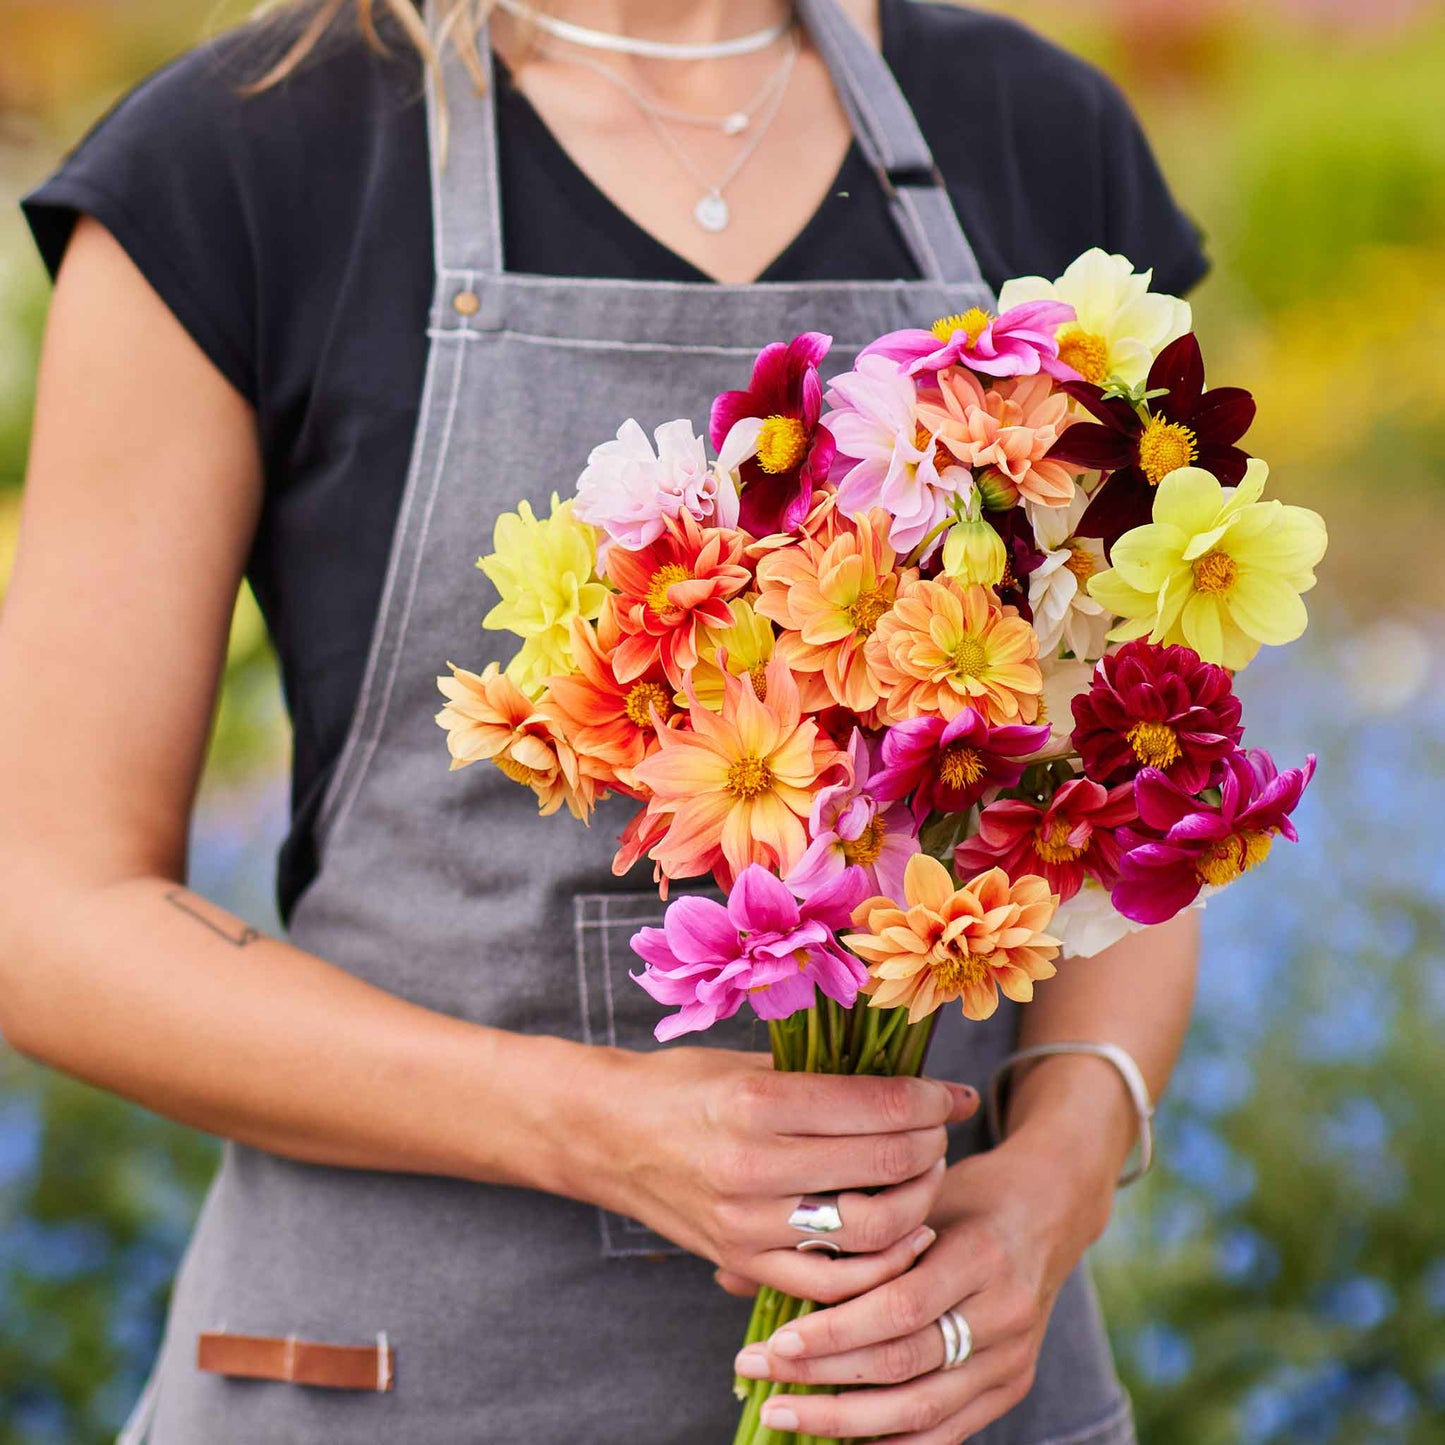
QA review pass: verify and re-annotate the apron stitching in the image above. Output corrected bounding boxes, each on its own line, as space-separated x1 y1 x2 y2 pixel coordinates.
424 330 880 355
599 906 620 1048
897 190 945 290
439 273 956 295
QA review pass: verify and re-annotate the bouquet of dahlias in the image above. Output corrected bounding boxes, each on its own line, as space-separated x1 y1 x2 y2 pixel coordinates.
437 249 1327 1443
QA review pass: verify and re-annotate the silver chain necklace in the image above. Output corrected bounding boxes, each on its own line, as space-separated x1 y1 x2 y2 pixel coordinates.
537 29 800 233
496 0 792 62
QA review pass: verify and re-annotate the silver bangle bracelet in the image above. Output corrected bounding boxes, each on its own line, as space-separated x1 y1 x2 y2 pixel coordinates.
985 1041 1156 1188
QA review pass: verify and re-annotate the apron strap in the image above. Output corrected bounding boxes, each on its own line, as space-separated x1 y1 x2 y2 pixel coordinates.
796 0 986 288
424 0 987 290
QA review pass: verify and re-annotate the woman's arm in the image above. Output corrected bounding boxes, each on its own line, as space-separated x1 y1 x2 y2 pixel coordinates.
0 218 974 1305
733 912 1200 1443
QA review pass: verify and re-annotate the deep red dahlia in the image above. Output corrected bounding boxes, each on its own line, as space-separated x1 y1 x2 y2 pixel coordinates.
1071 640 1243 795
953 776 1136 902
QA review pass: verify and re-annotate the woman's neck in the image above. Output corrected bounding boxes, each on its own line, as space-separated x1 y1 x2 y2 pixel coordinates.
516 1 794 46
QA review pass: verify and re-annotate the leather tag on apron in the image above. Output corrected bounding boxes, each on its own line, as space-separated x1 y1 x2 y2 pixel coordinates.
197 1331 395 1392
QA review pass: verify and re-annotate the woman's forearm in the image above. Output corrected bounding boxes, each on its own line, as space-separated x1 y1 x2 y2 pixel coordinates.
0 864 600 1199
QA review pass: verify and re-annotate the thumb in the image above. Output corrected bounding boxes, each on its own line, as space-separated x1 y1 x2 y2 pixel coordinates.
929 1079 981 1124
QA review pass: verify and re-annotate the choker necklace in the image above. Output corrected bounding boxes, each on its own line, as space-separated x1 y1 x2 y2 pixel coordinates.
495 1 792 62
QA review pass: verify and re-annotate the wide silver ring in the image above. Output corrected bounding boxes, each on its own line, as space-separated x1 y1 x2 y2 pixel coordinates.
788 1193 844 1236
937 1307 973 1370
794 1239 844 1255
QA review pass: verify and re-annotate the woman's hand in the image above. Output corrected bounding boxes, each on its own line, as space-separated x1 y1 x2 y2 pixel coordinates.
730 1086 1121 1442
578 1045 979 1303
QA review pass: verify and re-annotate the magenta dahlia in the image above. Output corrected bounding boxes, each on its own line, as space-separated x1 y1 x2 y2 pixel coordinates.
1071 640 1244 794
1111 749 1315 925
953 776 1137 903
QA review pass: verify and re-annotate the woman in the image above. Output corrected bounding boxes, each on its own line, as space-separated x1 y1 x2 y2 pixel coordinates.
1 1 1203 1441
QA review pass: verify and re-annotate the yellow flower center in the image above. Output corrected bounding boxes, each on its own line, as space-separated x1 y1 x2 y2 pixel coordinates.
951 635 990 680
1126 720 1182 771
1034 819 1086 864
1056 326 1111 384
841 816 887 868
755 414 810 475
913 423 959 476
726 754 775 800
938 744 986 791
1137 415 1199 486
646 562 693 618
931 307 993 346
1063 540 1097 583
847 585 892 636
747 662 769 701
623 680 672 730
1192 550 1238 595
931 948 996 992
495 753 547 787
1195 830 1274 887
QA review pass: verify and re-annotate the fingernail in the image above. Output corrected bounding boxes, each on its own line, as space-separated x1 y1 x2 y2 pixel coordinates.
770 1328 806 1357
910 1225 937 1256
734 1346 770 1379
762 1403 800 1431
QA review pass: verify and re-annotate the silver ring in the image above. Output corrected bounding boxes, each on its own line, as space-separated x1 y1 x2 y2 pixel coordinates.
937 1308 973 1370
788 1193 844 1236
794 1239 844 1255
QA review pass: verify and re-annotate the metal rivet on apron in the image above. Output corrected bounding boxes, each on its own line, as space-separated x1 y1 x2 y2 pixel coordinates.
453 290 481 317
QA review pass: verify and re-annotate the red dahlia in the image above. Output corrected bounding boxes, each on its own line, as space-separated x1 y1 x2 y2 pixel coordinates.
1071 640 1244 794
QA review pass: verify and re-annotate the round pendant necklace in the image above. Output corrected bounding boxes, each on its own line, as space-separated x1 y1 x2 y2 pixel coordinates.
537 30 800 233
496 0 793 62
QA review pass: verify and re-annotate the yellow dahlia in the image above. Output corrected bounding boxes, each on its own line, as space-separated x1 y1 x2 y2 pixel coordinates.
435 662 596 821
865 576 1043 727
754 508 906 717
685 598 776 710
845 855 1061 1023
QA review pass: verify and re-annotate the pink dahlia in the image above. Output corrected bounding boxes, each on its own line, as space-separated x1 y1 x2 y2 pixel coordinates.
872 707 1051 825
1112 749 1315 925
787 731 920 904
954 776 1137 903
862 300 1077 381
631 866 868 1040
709 332 837 538
1072 640 1244 794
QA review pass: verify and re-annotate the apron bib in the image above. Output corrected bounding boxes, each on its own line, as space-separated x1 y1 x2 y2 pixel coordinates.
125 3 1132 1439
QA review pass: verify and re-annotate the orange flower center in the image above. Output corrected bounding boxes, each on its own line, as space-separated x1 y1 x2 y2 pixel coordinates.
938 744 986 791
931 307 993 346
623 680 672 730
1137 415 1199 486
1126 720 1182 771
646 562 694 618
755 415 810 475
726 754 775 800
1056 327 1110 384
847 585 892 636
1063 540 1098 583
931 947 996 992
495 753 548 787
951 635 990 680
1192 551 1238 595
841 816 887 868
747 662 769 701
1195 830 1274 887
913 423 960 475
1034 819 1087 864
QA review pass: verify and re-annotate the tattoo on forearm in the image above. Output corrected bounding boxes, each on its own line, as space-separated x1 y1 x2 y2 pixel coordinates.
163 889 264 948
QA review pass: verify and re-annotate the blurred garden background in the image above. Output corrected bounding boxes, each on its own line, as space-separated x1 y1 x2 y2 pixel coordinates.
1 0 1442 1441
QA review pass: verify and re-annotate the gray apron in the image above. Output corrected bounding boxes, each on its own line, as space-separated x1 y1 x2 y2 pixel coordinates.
124 2 1133 1440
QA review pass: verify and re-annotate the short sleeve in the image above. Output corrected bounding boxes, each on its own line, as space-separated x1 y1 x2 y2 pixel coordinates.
1095 77 1209 297
22 42 259 402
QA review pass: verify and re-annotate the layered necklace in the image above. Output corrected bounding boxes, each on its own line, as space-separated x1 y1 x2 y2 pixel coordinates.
500 2 800 234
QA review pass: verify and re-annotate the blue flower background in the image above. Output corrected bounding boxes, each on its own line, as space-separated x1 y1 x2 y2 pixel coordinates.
1 1 1442 1441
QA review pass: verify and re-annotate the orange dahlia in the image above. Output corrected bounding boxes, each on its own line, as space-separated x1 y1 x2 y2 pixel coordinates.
845 855 1060 1023
436 662 597 821
865 576 1044 727
754 507 909 718
630 654 844 884
606 511 752 688
541 613 676 796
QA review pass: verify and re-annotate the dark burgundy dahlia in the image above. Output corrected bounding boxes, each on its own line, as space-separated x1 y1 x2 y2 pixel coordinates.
1048 332 1256 551
1071 640 1244 794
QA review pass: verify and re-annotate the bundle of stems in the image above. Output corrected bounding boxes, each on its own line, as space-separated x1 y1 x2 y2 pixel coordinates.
731 997 938 1445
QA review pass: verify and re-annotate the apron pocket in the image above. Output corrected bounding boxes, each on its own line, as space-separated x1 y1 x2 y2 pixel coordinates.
572 890 766 1258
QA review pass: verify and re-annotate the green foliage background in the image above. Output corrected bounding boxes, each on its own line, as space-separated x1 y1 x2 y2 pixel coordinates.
1 3 1442 1441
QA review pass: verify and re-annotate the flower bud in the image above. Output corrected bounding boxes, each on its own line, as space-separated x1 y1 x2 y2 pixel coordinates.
941 515 1008 588
975 468 1021 511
